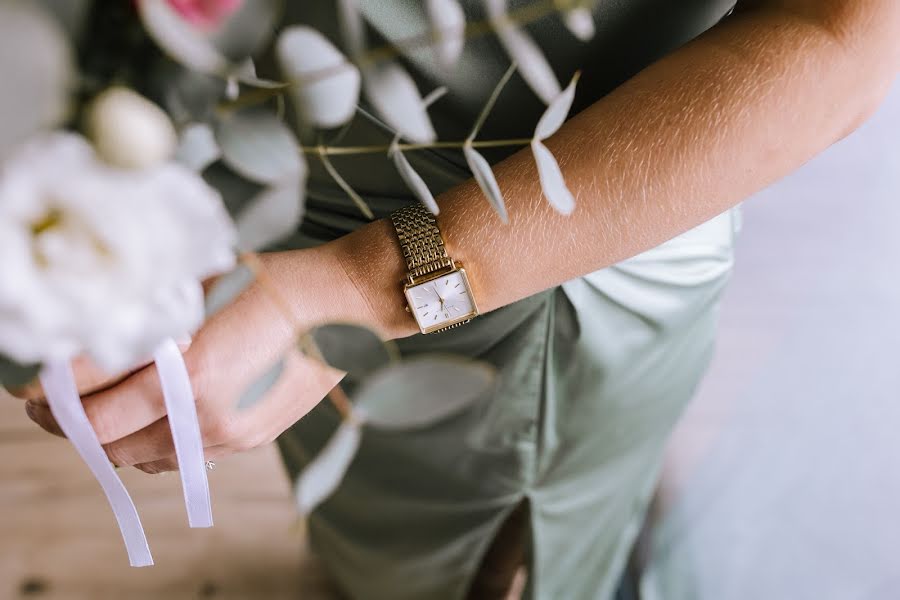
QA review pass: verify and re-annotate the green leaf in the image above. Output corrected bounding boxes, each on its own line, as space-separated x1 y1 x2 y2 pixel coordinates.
137 0 230 75
354 355 495 430
294 419 361 515
307 323 398 378
237 358 285 410
235 178 305 251
175 123 221 171
211 0 283 62
205 264 255 318
0 3 73 157
0 356 41 392
215 108 305 185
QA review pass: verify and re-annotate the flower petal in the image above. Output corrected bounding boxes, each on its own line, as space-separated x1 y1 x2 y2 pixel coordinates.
534 72 580 141
425 0 466 68
236 178 305 251
531 140 575 215
276 26 361 129
295 419 362 515
138 0 230 75
363 61 437 143
355 356 496 431
463 144 508 223
563 7 595 41
484 0 560 105
392 149 440 215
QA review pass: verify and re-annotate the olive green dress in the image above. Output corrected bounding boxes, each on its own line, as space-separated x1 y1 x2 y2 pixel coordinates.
275 1 741 598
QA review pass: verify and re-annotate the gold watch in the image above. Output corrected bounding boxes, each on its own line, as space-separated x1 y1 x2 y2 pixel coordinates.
390 203 479 334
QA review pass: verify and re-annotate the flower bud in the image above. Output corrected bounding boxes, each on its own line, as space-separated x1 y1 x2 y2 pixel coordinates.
85 86 177 170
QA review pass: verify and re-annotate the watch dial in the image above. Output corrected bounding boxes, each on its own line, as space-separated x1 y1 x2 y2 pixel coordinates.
407 271 475 330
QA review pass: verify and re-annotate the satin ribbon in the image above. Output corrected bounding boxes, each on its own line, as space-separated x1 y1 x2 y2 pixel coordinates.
39 337 214 566
153 338 213 528
40 360 154 567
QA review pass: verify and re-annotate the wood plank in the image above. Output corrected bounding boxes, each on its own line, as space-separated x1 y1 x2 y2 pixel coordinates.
0 390 338 599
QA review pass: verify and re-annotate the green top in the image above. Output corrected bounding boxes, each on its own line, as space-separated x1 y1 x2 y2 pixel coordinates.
275 2 743 599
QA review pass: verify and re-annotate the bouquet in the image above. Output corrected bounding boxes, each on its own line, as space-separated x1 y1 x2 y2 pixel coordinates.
0 0 591 566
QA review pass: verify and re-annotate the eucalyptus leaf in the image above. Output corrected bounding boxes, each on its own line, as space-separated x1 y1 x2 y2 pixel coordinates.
211 0 282 61
295 420 362 515
205 264 255 318
484 0 561 105
534 73 580 141
425 0 466 68
355 356 496 430
236 178 306 251
0 357 40 392
308 323 397 377
563 7 596 41
137 0 230 75
392 149 440 215
0 3 73 157
237 358 285 410
362 61 437 143
463 144 508 223
215 108 304 184
175 123 221 171
276 26 361 129
532 140 575 215
336 0 366 59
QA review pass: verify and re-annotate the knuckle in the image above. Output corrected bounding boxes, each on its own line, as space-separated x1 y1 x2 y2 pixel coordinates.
204 414 242 446
85 404 118 444
183 352 209 399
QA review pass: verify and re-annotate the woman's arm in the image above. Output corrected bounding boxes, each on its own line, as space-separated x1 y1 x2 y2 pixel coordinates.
19 1 900 470
330 0 900 338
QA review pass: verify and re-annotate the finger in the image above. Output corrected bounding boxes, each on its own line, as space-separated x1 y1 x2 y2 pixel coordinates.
24 401 65 437
134 446 227 475
103 417 177 468
11 340 192 402
10 355 136 402
80 366 169 444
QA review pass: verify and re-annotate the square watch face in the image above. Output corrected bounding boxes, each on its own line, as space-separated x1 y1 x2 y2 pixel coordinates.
405 269 478 333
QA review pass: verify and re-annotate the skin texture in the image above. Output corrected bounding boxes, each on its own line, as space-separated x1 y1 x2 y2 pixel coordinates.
18 0 900 472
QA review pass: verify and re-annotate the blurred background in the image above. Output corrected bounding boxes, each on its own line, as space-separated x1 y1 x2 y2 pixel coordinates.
2 83 897 600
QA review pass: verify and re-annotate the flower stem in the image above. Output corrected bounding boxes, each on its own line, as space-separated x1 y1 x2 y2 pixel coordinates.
302 137 534 156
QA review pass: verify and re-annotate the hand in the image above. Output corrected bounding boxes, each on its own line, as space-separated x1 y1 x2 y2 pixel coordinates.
17 246 372 473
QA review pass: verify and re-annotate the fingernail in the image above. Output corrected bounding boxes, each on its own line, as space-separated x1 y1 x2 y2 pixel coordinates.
25 402 64 437
25 401 38 423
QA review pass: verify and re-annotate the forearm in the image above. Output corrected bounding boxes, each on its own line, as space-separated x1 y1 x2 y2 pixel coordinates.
332 3 899 339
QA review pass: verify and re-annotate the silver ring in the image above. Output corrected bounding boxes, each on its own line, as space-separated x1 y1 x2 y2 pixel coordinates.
205 460 216 471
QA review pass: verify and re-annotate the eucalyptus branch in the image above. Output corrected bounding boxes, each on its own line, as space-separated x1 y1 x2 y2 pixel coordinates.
219 0 591 112
303 137 534 156
239 252 354 419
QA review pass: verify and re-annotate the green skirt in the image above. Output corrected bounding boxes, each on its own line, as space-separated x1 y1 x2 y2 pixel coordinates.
278 205 741 600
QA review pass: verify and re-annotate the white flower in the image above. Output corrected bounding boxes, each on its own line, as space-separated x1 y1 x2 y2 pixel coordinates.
0 132 236 371
85 87 178 170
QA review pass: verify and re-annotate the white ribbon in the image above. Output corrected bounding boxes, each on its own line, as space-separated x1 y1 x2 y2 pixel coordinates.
40 360 154 567
153 338 213 528
38 337 214 567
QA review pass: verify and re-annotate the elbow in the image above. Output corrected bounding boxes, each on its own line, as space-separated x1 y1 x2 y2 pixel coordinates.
808 2 900 137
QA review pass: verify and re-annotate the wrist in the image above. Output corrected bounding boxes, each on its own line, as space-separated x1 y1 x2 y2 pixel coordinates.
325 219 420 340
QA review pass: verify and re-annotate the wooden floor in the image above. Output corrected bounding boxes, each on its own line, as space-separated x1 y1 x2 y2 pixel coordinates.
0 390 337 600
